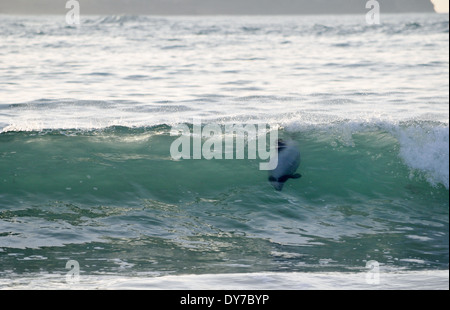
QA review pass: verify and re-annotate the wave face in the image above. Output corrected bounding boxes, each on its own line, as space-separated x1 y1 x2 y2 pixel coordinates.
0 124 448 277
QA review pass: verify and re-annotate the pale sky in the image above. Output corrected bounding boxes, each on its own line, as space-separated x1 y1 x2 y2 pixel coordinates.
0 0 446 15
431 0 450 13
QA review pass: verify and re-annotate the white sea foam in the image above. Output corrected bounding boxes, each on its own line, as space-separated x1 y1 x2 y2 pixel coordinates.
0 270 448 290
394 125 449 189
284 116 450 189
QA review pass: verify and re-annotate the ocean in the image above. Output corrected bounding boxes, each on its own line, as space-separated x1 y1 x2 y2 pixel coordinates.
0 13 448 290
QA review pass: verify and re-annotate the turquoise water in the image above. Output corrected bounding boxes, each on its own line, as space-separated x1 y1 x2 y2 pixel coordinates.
0 124 448 278
0 13 448 288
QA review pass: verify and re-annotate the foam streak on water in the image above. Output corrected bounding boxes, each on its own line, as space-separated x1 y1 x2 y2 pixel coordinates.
1 271 448 290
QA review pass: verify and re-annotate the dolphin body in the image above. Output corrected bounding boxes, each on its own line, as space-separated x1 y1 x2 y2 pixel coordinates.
268 139 301 191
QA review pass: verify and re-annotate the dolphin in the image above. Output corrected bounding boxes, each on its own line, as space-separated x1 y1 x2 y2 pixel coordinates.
268 139 301 191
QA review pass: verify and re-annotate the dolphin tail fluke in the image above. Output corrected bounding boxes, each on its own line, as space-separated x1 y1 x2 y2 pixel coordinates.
290 173 302 179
